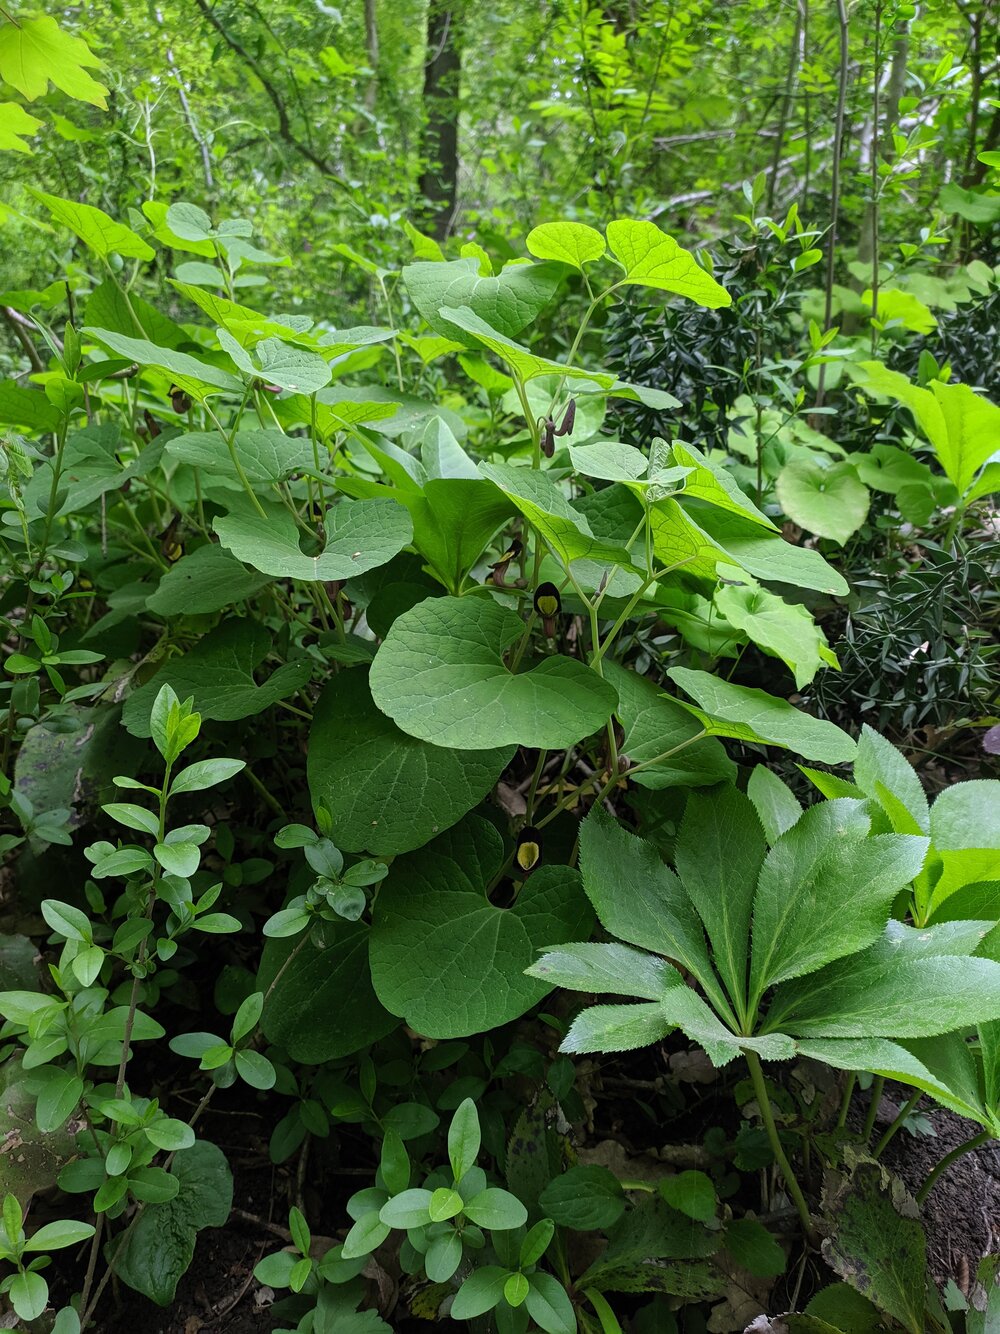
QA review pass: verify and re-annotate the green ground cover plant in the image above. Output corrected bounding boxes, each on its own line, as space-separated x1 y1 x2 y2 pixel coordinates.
1 4 999 1332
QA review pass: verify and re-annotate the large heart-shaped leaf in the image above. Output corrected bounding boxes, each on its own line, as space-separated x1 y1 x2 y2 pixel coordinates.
714 578 835 689
369 595 618 750
403 256 560 340
259 922 397 1061
108 1142 232 1305
369 815 593 1037
146 544 270 616
337 476 513 594
214 498 412 580
776 459 870 544
526 221 606 270
666 666 857 764
308 671 514 855
605 219 731 308
167 430 314 488
122 619 310 737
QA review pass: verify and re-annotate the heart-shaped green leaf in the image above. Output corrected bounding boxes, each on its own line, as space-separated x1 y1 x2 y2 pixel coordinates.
370 815 593 1037
214 498 411 580
122 619 310 737
369 595 618 750
308 671 514 855
403 256 559 340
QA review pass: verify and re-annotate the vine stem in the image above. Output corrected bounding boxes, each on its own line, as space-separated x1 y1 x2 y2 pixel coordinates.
744 1049 817 1246
916 1130 992 1205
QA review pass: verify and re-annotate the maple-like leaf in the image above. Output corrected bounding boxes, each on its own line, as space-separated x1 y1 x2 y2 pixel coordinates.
0 101 41 152
0 15 108 109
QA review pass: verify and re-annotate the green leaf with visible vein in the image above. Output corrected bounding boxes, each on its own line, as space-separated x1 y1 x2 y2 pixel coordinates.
439 306 613 386
769 950 1000 1039
526 221 606 270
667 667 858 764
479 461 637 567
308 670 514 855
166 430 314 488
214 498 411 581
676 786 765 1015
121 619 310 737
146 545 270 615
578 806 731 1020
605 219 731 308
84 328 241 395
0 103 42 152
603 661 736 790
0 18 108 107
369 595 617 750
562 1003 674 1054
528 942 683 1000
750 801 927 1001
370 815 593 1037
403 255 559 339
32 192 151 260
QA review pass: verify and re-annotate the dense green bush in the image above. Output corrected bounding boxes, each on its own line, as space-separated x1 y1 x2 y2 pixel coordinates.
2 5 1000 1333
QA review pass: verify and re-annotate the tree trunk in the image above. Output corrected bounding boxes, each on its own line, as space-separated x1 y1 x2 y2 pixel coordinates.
419 1 461 239
364 0 379 113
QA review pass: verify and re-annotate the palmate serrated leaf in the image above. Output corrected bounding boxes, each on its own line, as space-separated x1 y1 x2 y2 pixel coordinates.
797 1035 990 1127
528 941 683 1000
676 786 765 1016
369 595 618 750
928 779 1000 909
658 983 796 1067
562 1002 674 1054
747 766 802 843
370 815 593 1038
307 670 514 855
214 497 412 581
667 666 858 764
0 102 42 153
768 948 1000 1039
749 802 929 1001
0 17 108 108
854 725 930 835
578 806 735 1022
605 219 731 308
